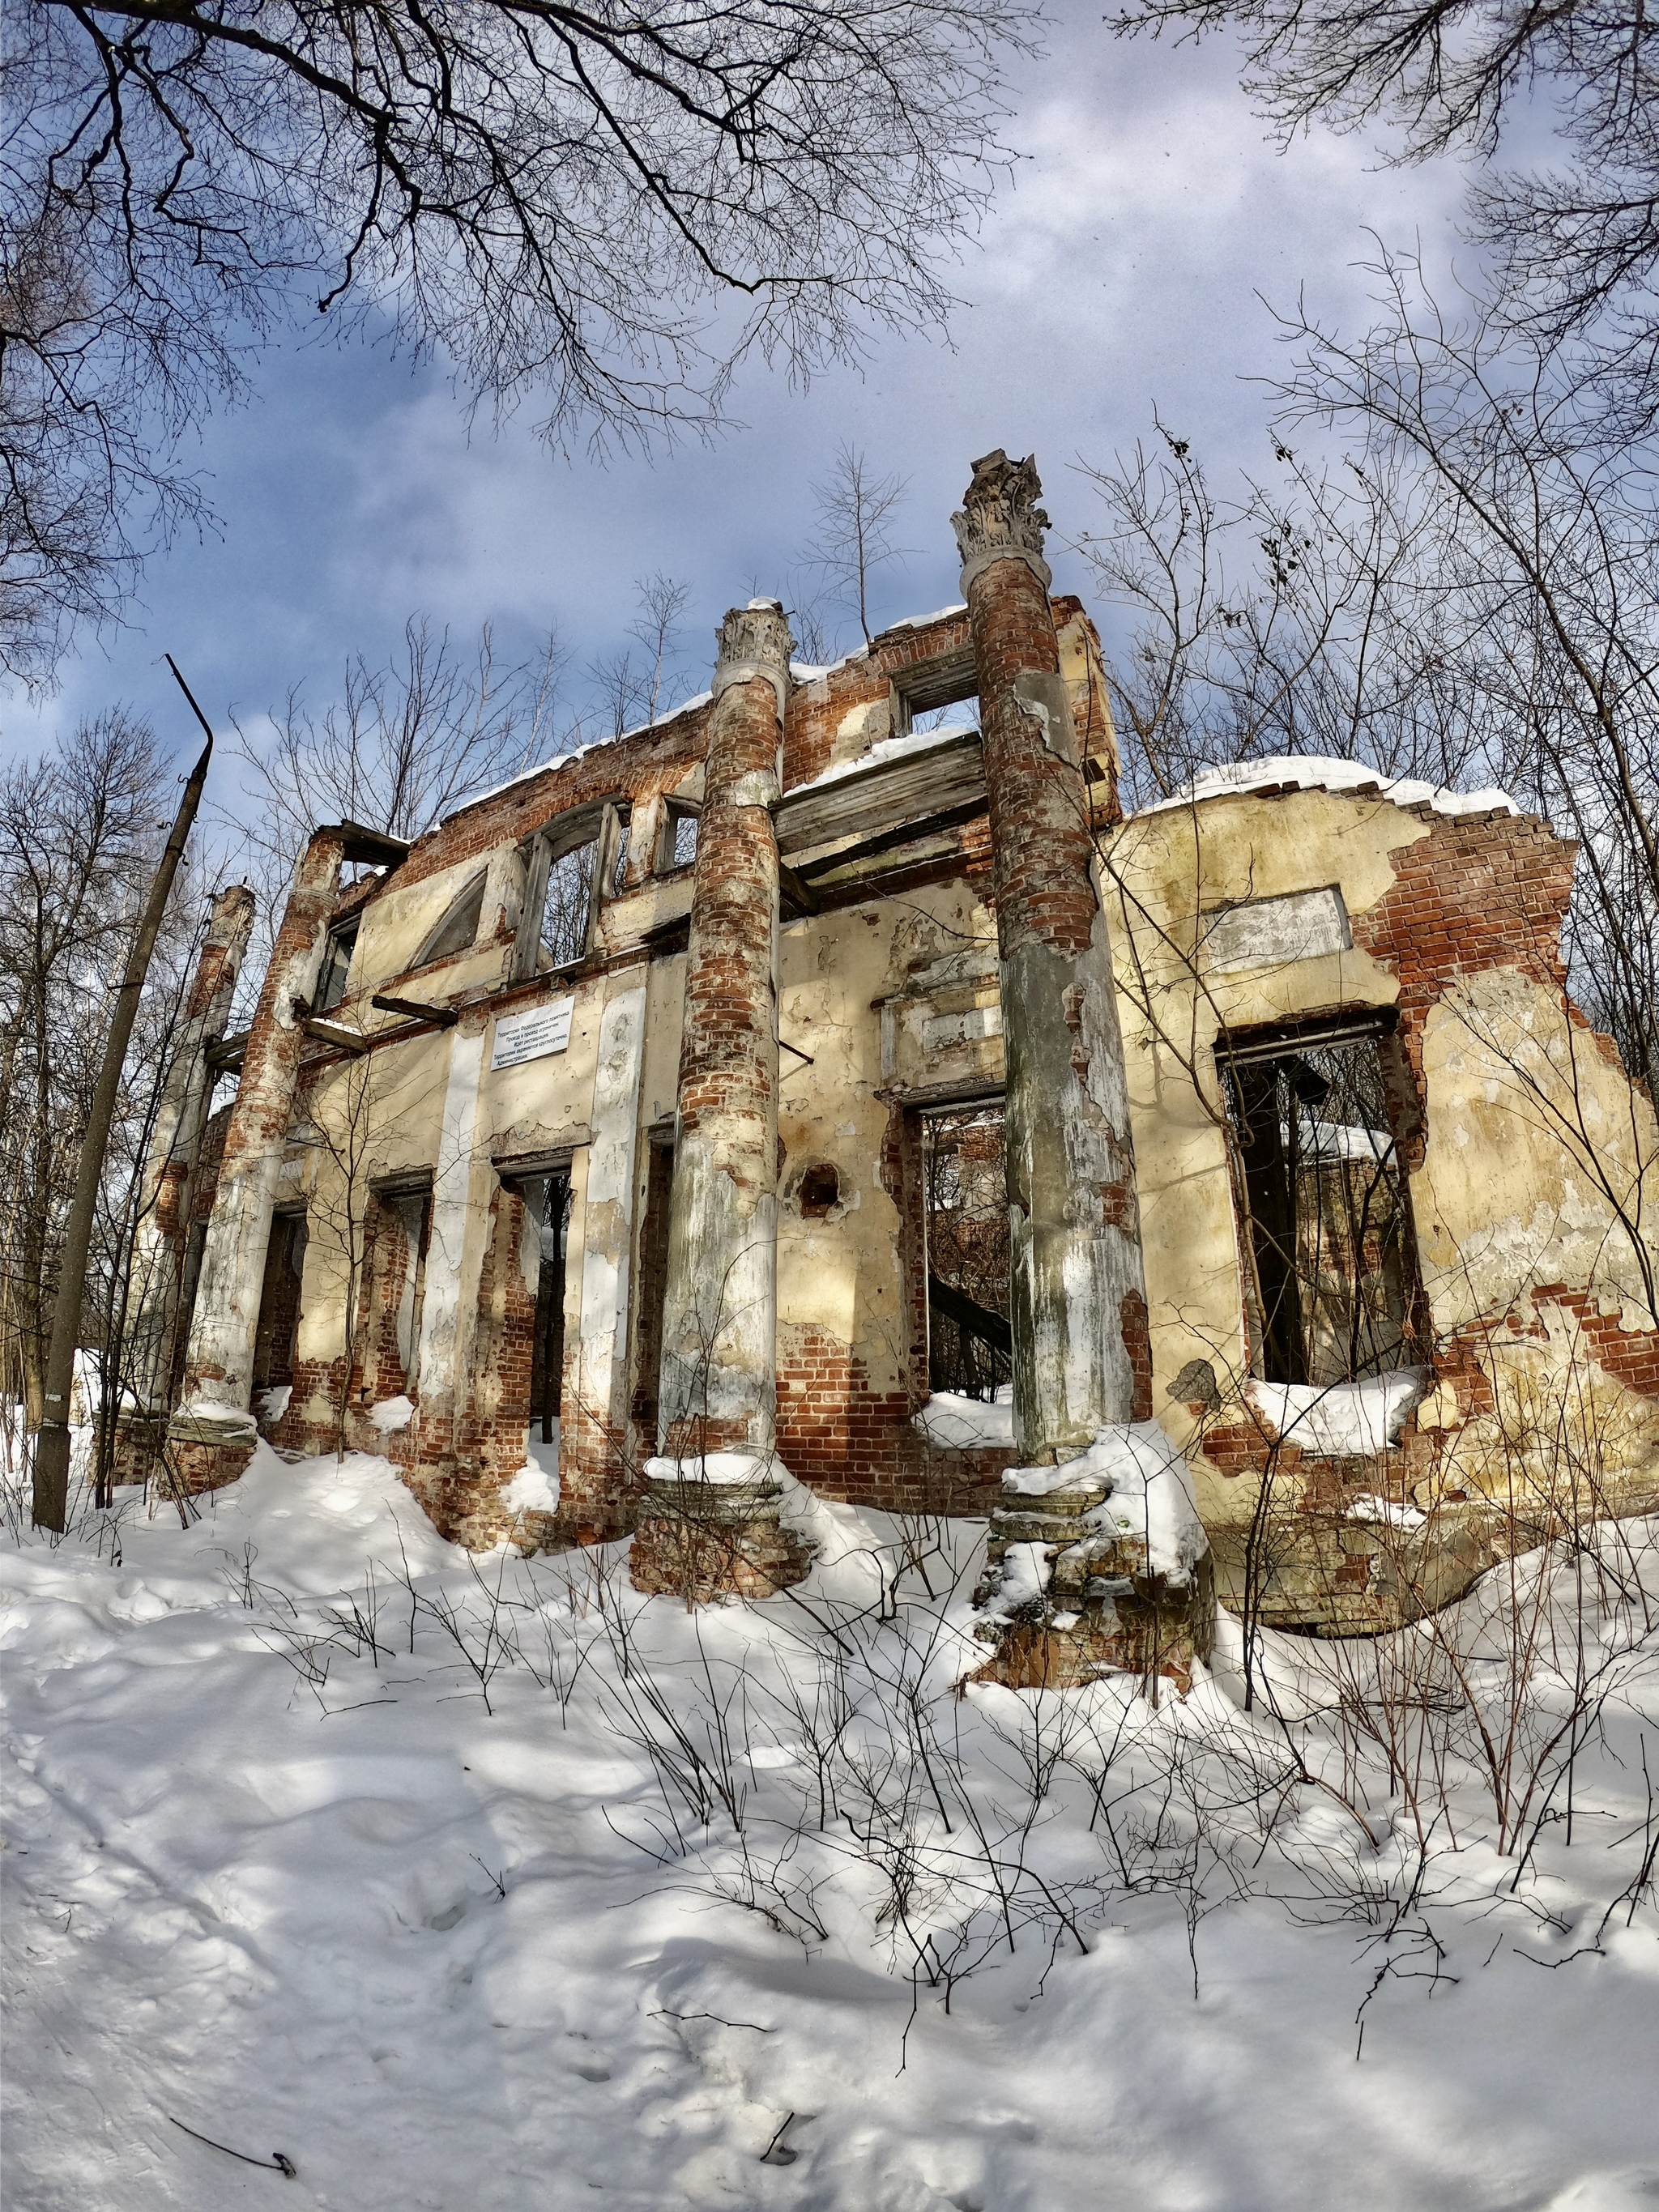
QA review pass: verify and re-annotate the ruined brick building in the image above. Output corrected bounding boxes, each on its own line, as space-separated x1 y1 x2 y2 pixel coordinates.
118 452 1659 1660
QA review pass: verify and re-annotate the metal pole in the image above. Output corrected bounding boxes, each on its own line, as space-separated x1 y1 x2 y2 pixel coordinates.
31 661 215 1530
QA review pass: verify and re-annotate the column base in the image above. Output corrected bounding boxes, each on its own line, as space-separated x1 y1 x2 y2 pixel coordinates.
629 1465 813 1604
163 1406 259 1496
99 1410 168 1489
971 1472 1214 1694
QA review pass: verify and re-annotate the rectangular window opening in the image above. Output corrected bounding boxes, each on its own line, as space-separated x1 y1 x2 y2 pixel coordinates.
1218 1018 1424 1387
630 1137 676 1443
921 1102 1011 1402
907 693 981 737
526 1173 573 1445
314 920 359 1013
415 872 486 967
659 801 699 872
369 1183 432 1398
891 643 979 737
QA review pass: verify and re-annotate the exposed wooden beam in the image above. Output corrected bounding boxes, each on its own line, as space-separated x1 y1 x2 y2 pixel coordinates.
371 992 458 1028
777 861 820 916
205 1029 249 1073
794 798 987 884
927 1272 1013 1357
298 1015 370 1055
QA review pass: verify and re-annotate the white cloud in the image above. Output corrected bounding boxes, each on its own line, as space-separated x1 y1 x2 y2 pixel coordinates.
2 7 1476 767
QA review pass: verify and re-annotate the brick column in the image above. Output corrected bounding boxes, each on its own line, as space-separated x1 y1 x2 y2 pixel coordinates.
656 601 792 1457
170 829 348 1487
120 885 256 1460
956 450 1149 1460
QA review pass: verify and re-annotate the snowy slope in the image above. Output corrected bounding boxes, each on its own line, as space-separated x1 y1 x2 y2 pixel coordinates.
3 1447 1657 2212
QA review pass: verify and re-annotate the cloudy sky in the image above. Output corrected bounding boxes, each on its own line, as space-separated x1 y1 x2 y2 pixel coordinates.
7 3 1478 780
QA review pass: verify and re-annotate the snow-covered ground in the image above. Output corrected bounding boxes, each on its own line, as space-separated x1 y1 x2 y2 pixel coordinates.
3 1445 1657 2211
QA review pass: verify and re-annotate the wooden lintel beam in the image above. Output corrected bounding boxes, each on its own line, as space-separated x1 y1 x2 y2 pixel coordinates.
371 992 458 1028
793 797 987 884
778 861 820 916
299 1016 370 1055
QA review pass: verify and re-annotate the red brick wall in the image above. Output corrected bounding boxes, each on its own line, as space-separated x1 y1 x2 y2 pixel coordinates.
782 610 975 791
372 702 711 910
1348 801 1580 1108
776 1323 1007 1514
463 1183 542 1486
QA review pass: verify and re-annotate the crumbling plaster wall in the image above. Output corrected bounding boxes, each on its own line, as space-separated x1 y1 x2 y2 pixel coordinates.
1102 784 1659 1556
776 885 996 1403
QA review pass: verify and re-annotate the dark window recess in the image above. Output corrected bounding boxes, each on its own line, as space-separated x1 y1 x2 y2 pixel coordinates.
371 1187 432 1396
525 1173 573 1443
1219 1021 1424 1387
416 873 486 965
252 1210 308 1393
539 841 598 968
799 1162 840 1217
660 803 699 871
630 1140 676 1441
922 1104 1011 1401
314 921 359 1013
611 815 632 897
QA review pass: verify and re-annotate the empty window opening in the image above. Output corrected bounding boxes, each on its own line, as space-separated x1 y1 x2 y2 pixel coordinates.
524 1173 572 1444
539 839 598 969
252 1209 308 1395
369 1183 432 1398
922 1104 1011 1401
660 802 700 871
611 812 632 897
629 1139 675 1444
415 873 486 966
798 1162 840 1217
892 643 979 737
1218 1019 1424 1387
314 920 359 1013
908 694 981 736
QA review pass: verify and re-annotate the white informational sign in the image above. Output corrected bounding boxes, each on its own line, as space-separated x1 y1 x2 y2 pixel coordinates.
491 995 575 1072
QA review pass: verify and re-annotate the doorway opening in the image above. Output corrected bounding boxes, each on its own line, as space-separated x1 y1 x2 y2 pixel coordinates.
523 1172 573 1447
920 1102 1011 1400
629 1136 676 1447
252 1208 308 1403
367 1179 432 1402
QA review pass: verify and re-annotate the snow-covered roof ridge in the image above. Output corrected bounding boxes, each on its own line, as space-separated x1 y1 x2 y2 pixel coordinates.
441 686 722 825
1139 755 1521 823
788 603 971 688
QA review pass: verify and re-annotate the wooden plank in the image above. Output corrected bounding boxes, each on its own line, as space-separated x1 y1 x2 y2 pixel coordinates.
299 1016 370 1055
775 730 984 858
371 992 458 1028
794 799 987 884
928 1272 1013 1356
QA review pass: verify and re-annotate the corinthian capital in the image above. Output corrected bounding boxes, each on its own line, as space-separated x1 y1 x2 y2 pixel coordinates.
952 450 1051 594
712 598 794 720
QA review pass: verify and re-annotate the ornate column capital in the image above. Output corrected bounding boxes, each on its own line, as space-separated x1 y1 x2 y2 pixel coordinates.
952 450 1052 595
712 598 795 722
